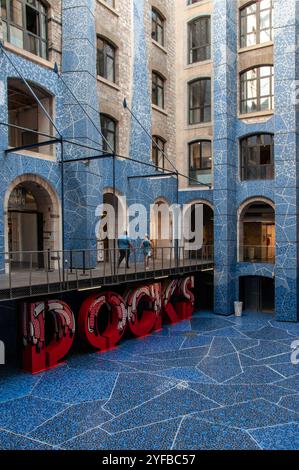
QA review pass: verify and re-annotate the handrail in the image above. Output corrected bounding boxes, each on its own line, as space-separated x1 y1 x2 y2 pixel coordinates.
239 244 275 263
0 246 214 301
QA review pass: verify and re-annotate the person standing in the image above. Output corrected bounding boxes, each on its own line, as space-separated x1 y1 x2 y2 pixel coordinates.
117 231 133 269
140 234 152 269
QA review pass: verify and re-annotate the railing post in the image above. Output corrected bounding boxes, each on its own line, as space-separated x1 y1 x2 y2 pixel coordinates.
8 253 12 299
89 250 93 287
70 250 73 273
178 246 182 270
82 250 86 275
125 249 127 279
47 249 51 272
134 247 137 279
57 251 62 286
110 248 113 277
45 251 50 291
29 252 33 297
103 249 106 278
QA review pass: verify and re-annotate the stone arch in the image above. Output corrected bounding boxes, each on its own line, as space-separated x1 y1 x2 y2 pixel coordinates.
150 197 173 259
182 199 214 260
238 197 275 263
97 188 128 261
4 173 61 271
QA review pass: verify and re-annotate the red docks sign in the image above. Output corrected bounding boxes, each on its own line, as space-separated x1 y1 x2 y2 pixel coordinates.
21 276 195 374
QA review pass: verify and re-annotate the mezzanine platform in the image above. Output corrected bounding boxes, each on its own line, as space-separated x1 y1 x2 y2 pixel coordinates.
0 247 214 301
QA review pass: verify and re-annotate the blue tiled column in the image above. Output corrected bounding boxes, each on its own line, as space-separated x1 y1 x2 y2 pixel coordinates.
213 0 238 315
274 0 299 321
61 0 102 262
129 0 152 163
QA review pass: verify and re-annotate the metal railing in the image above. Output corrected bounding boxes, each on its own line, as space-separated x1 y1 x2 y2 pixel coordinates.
0 245 214 301
241 164 274 181
239 245 275 263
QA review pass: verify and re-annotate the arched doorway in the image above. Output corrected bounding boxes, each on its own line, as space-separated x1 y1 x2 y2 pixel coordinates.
239 199 275 263
5 175 61 270
239 276 274 313
150 198 173 260
183 201 214 260
98 190 126 262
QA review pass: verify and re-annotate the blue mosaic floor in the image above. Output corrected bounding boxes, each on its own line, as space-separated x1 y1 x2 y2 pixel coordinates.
1 311 299 450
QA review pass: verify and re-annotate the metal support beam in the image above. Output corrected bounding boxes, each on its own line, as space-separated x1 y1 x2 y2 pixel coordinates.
127 172 177 180
61 153 113 164
112 153 117 277
0 121 57 140
5 138 60 154
60 139 65 285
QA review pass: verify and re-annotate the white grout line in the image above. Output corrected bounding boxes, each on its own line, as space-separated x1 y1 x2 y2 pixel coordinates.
0 426 55 448
102 416 185 438
26 404 74 436
170 416 185 450
102 372 120 410
245 430 264 450
246 420 299 432
30 394 73 406
266 365 288 379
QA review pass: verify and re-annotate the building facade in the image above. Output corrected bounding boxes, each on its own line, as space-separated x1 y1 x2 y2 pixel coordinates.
0 0 298 323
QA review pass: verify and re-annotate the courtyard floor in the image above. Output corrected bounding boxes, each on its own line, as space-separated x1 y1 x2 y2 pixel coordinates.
0 311 299 450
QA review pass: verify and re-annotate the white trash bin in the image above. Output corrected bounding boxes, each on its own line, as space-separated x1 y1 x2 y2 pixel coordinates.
234 301 243 317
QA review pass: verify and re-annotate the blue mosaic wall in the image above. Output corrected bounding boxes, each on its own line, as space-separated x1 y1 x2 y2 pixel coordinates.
0 50 62 269
61 0 103 258
211 0 299 321
213 0 238 316
273 0 299 321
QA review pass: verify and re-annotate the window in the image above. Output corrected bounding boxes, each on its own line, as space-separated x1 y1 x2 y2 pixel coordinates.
189 140 212 185
152 8 164 46
189 78 211 124
97 37 116 83
240 66 274 114
188 16 211 64
8 78 53 155
240 134 274 180
240 0 273 48
239 201 275 263
152 136 165 169
1 0 48 59
152 72 165 109
100 114 117 153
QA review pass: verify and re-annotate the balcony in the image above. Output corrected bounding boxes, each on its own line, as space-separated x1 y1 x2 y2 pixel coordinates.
239 245 275 264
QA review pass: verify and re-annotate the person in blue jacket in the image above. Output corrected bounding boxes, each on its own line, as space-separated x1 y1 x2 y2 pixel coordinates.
117 231 133 269
140 234 153 269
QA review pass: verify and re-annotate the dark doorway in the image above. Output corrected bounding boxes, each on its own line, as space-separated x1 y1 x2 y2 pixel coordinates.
195 271 214 311
239 276 274 313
